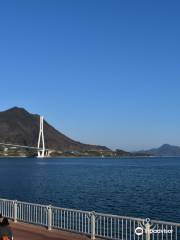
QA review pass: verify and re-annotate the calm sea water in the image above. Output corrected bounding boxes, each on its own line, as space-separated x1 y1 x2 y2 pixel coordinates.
0 157 179 222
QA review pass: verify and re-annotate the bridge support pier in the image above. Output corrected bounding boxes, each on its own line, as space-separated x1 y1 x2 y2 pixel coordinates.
38 150 45 158
38 149 50 158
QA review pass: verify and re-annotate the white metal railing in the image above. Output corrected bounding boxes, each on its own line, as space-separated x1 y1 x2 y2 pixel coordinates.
52 206 91 234
17 201 48 226
0 198 180 240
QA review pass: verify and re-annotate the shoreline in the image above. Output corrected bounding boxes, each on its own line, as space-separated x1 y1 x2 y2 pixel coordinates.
0 155 180 159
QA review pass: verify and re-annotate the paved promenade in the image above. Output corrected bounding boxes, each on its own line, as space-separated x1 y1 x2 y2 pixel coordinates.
11 222 92 240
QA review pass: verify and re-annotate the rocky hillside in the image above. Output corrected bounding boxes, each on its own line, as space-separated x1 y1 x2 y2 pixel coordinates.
0 107 109 152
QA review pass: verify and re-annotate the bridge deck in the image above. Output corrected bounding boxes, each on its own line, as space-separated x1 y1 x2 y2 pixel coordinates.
10 222 93 240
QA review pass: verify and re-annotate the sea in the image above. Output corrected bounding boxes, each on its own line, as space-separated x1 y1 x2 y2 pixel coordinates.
0 157 179 223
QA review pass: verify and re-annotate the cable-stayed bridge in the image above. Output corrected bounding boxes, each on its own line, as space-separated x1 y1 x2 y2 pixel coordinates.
0 116 52 158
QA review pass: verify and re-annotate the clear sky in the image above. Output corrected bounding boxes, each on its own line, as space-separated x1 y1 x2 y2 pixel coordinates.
0 0 180 151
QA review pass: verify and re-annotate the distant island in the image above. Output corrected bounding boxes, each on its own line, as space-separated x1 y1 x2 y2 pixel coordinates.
0 107 179 158
135 144 180 157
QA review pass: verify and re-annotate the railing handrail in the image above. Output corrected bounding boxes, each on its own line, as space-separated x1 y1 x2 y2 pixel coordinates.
151 219 180 227
52 206 91 214
16 200 48 208
0 198 14 202
95 212 145 222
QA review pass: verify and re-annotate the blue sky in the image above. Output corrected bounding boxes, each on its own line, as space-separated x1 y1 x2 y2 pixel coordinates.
0 0 180 151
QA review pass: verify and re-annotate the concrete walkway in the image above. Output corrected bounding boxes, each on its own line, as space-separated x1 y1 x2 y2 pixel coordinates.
10 222 91 240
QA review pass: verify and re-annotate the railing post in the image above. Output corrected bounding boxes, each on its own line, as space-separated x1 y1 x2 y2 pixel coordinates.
13 200 17 223
47 205 52 231
145 219 151 240
91 211 96 240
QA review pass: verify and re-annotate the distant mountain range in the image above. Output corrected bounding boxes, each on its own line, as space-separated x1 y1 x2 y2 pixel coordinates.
0 107 180 157
0 107 109 152
136 144 180 156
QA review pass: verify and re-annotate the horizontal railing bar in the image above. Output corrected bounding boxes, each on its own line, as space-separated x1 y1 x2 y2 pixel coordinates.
95 212 145 222
151 219 180 227
52 206 90 214
17 201 48 208
0 198 14 202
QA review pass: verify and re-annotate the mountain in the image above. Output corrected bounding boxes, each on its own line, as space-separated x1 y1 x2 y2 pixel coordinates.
0 107 109 152
115 149 131 156
137 144 180 156
115 149 150 157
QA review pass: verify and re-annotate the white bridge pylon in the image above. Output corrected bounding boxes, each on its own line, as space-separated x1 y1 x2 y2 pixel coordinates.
0 116 52 157
37 116 48 158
